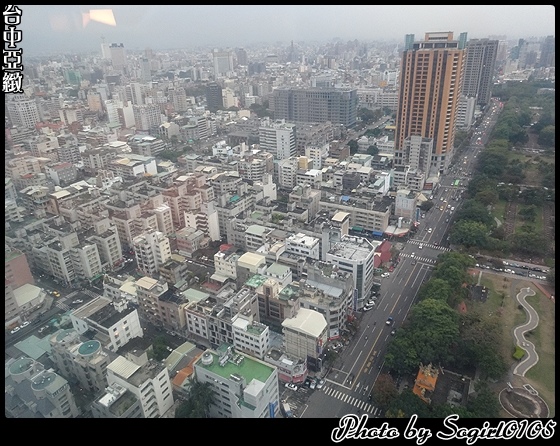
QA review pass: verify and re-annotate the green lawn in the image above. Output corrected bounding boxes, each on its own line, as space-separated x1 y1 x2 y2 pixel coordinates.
490 200 507 223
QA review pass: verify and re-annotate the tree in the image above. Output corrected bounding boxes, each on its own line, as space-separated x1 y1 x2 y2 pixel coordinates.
348 139 359 154
466 381 501 418
371 373 398 408
420 200 434 212
176 380 215 418
418 278 453 303
518 205 537 221
474 189 499 207
537 125 555 147
450 220 489 249
455 200 494 228
407 299 461 365
367 144 379 156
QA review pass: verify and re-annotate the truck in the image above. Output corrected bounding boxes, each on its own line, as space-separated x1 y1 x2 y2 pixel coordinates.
282 402 293 418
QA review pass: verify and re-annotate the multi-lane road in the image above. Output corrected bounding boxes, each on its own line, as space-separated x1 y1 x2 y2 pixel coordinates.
301 100 508 417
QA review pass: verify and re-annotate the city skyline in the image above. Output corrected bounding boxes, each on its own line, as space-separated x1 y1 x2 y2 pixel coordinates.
17 5 555 56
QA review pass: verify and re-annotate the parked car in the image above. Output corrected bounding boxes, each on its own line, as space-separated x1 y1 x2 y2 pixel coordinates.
317 379 325 390
21 321 30 328
10 326 21 334
285 382 298 391
310 379 317 390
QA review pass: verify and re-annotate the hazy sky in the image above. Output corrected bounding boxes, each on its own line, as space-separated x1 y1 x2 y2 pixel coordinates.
17 5 555 55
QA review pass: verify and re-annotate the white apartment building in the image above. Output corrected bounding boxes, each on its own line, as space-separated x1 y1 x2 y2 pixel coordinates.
5 357 80 418
48 329 112 394
70 296 144 352
326 235 377 306
194 346 280 418
108 153 157 179
304 143 329 170
296 168 322 189
87 218 123 271
213 250 240 280
285 233 320 260
245 224 272 252
132 103 162 131
264 262 293 288
232 314 270 360
282 308 328 373
258 118 296 160
133 229 171 277
106 353 174 418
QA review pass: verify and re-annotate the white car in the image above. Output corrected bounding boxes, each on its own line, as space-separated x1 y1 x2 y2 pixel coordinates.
317 379 325 390
10 326 21 334
285 382 298 391
418 244 423 249
381 272 390 278
427 228 432 233
20 321 30 328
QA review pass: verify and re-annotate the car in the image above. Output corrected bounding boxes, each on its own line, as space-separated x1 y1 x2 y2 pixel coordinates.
72 299 83 304
10 326 20 334
386 316 394 325
363 304 374 312
451 207 455 211
418 244 423 249
317 379 325 390
427 228 432 233
411 259 417 265
367 299 375 306
20 321 30 328
347 373 355 385
38 325 49 334
310 379 317 390
391 329 396 336
434 241 438 246
285 382 298 391
445 218 449 223
304 378 312 388
411 252 415 257
381 272 390 278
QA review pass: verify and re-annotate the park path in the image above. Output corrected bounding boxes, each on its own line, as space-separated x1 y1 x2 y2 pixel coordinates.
512 287 538 377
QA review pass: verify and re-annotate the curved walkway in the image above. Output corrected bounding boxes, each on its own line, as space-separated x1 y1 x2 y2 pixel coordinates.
498 285 549 418
512 287 538 376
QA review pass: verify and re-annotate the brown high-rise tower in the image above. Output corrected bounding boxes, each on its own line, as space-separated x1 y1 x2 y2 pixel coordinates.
395 32 465 174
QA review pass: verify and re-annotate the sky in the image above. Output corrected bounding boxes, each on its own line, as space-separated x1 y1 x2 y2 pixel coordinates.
16 5 556 56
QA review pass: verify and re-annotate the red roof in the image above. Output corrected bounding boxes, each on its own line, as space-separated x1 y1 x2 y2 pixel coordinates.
375 240 392 253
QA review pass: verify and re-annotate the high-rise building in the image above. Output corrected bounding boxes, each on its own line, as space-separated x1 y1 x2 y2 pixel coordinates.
258 118 297 160
236 48 248 66
6 95 41 129
140 58 152 82
133 229 171 277
110 43 126 71
462 38 499 107
539 35 555 67
395 32 466 174
132 103 162 132
213 50 234 77
206 82 223 112
272 87 358 128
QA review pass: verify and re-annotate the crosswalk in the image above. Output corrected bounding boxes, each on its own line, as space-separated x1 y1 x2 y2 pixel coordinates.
322 384 381 416
56 301 71 312
400 252 437 264
408 239 451 252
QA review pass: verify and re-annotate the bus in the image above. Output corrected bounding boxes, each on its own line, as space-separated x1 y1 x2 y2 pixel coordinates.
454 179 460 187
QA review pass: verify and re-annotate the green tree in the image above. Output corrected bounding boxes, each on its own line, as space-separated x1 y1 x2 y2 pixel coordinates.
518 205 537 221
176 380 215 418
408 299 461 365
371 373 398 409
450 220 489 249
348 139 359 154
474 189 499 206
537 125 555 147
417 278 453 303
466 381 501 418
455 199 494 228
367 144 379 156
420 200 434 212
